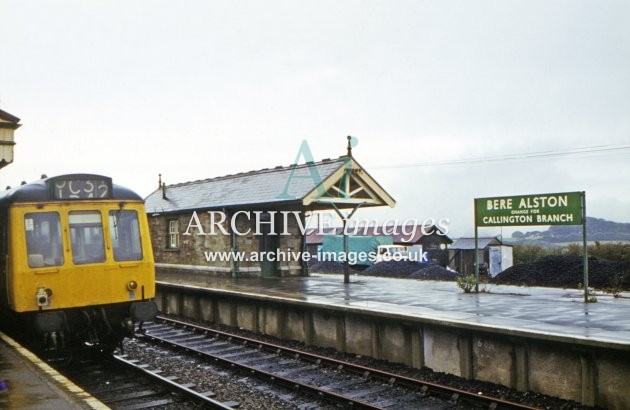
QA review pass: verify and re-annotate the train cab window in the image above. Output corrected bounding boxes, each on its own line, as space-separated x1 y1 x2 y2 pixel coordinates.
69 211 106 264
25 212 64 267
109 210 143 261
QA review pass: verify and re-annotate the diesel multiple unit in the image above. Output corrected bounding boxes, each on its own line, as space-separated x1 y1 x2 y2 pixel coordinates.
0 174 157 351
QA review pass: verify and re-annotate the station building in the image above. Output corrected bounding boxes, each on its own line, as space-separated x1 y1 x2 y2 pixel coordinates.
145 152 395 278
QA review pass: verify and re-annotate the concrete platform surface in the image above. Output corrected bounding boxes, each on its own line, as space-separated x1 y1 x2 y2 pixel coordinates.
157 271 630 348
0 331 105 409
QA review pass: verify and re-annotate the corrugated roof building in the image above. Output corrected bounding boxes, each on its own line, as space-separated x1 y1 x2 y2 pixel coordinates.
448 237 513 276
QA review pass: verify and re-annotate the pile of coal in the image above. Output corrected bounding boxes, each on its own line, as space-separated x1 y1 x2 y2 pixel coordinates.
359 260 427 277
358 261 460 282
410 265 460 281
492 255 630 289
308 261 360 274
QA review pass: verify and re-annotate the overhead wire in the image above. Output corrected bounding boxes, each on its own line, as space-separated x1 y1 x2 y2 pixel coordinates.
371 143 630 170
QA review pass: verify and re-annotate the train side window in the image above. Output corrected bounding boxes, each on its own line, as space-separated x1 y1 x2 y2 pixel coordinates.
69 211 106 264
25 212 64 267
109 210 143 261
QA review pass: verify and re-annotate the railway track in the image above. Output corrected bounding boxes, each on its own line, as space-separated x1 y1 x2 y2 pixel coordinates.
136 316 542 410
54 350 239 409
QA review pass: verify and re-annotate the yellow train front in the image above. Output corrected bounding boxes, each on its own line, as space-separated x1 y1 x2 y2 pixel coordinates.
0 174 157 352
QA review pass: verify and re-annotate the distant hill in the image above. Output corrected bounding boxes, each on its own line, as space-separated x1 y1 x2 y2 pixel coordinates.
507 217 630 246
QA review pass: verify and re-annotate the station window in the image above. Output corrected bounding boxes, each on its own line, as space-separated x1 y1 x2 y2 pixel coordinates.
168 220 179 249
24 212 64 267
69 211 106 264
109 210 143 261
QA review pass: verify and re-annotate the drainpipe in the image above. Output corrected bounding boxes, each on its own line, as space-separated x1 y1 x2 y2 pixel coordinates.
225 207 239 278
301 210 309 277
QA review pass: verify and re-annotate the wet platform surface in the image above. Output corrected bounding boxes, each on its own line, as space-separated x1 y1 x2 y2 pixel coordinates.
0 332 97 409
158 271 630 347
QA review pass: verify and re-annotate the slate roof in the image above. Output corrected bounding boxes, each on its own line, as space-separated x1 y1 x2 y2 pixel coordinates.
145 158 348 213
304 228 338 245
450 237 504 250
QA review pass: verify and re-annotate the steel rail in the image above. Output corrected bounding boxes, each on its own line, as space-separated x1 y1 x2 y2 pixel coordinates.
143 321 387 409
141 334 383 409
152 315 542 410
113 353 237 409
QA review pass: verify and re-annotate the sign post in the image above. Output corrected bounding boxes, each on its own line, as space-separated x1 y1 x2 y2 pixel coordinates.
581 193 588 302
474 192 588 301
474 200 480 292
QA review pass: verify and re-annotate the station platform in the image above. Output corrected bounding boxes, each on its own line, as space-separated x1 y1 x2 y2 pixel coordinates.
0 331 104 409
156 270 630 407
157 270 630 349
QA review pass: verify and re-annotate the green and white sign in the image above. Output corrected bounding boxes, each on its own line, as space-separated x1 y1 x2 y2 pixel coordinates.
475 191 584 227
473 190 590 302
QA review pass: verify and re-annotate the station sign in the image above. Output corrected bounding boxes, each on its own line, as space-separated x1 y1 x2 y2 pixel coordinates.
475 191 583 227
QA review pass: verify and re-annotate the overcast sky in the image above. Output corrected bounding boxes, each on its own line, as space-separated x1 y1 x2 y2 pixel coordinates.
1 1 628 237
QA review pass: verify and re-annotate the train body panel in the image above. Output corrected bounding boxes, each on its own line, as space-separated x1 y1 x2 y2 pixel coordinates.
6 201 155 312
0 174 157 351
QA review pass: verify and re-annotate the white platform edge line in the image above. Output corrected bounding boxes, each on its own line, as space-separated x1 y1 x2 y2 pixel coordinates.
0 330 109 409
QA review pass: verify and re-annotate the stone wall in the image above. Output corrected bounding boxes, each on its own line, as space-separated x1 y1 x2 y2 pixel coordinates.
149 209 305 277
156 283 630 409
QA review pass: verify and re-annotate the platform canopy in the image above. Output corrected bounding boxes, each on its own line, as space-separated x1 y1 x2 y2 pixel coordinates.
301 157 395 210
